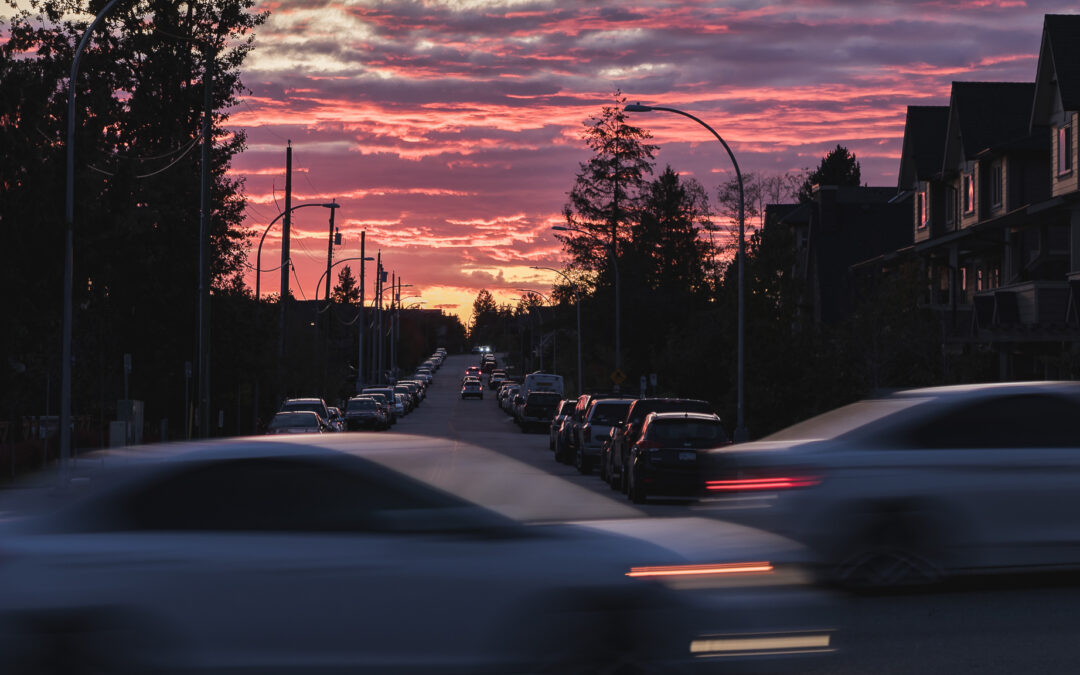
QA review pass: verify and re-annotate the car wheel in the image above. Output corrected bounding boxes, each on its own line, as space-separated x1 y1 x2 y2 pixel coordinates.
575 448 592 475
828 512 944 592
629 465 647 504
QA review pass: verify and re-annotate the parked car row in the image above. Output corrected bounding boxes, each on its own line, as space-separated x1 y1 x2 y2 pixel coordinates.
548 393 730 505
267 349 448 434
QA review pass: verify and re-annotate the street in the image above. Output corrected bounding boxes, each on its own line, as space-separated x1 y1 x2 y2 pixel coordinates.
392 353 1080 674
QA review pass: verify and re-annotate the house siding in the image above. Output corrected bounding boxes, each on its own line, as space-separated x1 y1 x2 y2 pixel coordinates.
1053 111 1079 198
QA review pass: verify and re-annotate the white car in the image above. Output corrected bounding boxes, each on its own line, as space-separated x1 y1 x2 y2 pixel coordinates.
708 381 1080 588
0 435 818 673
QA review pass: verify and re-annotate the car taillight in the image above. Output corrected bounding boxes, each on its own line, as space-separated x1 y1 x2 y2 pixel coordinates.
635 440 663 453
706 470 822 492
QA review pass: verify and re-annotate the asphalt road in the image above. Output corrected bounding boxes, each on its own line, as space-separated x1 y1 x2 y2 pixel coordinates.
391 353 1080 674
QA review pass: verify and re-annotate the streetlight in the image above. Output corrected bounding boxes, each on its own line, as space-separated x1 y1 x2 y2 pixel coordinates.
624 102 747 442
551 225 621 391
255 202 339 302
531 266 583 395
313 256 374 305
516 289 550 371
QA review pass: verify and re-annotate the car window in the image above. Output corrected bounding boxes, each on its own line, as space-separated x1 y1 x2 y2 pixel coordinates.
91 457 488 533
347 399 377 411
281 401 327 418
899 394 1080 449
647 421 728 444
763 398 925 442
268 413 319 429
590 403 632 425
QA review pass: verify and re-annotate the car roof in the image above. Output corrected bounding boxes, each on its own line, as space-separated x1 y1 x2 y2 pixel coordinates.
646 412 722 422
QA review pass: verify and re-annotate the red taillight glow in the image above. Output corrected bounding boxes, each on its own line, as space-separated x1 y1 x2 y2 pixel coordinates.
626 562 774 578
705 475 821 492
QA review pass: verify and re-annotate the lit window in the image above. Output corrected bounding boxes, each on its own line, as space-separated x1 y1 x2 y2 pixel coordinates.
916 188 928 230
1059 126 1073 175
961 266 968 293
962 174 974 214
977 267 984 291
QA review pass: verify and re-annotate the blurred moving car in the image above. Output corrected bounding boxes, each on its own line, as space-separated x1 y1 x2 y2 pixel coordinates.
265 411 327 434
0 436 816 673
708 381 1080 589
626 412 730 504
343 396 389 431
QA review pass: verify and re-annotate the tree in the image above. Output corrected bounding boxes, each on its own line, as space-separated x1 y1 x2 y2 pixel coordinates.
633 166 715 296
560 90 657 272
1 0 266 440
797 144 862 203
470 289 499 342
331 265 361 304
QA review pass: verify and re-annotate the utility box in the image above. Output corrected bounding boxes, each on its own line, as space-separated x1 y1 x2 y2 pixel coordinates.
116 400 145 445
109 421 128 448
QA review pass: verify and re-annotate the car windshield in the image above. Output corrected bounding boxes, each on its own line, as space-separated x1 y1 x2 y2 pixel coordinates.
647 420 727 444
346 399 377 411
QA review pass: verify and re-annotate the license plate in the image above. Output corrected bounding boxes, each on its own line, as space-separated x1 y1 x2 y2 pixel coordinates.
678 451 696 461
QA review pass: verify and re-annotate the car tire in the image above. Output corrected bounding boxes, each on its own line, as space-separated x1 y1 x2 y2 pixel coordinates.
827 509 945 592
629 465 647 504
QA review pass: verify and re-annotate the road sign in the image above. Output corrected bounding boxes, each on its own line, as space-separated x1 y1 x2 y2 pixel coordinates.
610 369 626 385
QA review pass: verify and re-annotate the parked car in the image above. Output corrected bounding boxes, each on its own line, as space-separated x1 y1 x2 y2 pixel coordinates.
278 397 333 429
326 407 345 432
574 398 637 475
393 393 407 418
604 398 714 492
489 370 508 390
550 400 577 451
266 411 326 434
394 385 416 412
361 388 399 425
556 394 593 464
499 384 520 412
625 412 730 504
0 435 807 674
461 379 484 400
344 395 389 431
707 381 1080 589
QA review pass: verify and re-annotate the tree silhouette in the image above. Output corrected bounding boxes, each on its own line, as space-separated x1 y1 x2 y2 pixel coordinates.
331 265 361 304
797 144 862 203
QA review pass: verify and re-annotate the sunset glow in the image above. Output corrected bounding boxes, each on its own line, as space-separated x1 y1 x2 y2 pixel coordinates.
227 0 1077 327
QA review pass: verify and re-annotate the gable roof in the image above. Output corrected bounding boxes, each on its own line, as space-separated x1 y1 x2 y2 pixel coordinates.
897 106 949 188
943 82 1035 169
1033 14 1080 125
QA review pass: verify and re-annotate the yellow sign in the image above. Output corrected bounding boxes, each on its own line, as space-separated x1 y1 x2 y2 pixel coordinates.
610 369 627 385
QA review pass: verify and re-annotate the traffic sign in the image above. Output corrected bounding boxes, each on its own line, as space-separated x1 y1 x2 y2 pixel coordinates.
610 369 626 385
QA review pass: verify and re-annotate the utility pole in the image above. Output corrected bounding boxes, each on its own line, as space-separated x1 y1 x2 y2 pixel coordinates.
197 44 213 437
357 232 366 393
322 201 336 396
390 271 396 383
278 142 292 400
374 252 382 384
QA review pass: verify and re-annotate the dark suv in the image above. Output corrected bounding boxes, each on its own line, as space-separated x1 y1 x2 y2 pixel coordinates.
517 391 563 433
603 398 713 492
626 412 730 504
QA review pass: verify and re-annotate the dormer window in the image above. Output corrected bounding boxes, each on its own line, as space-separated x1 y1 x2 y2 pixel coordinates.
962 173 974 214
1059 125 1073 176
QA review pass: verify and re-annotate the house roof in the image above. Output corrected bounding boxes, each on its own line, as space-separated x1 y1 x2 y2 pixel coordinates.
1046 14 1080 112
897 106 949 188
948 82 1036 162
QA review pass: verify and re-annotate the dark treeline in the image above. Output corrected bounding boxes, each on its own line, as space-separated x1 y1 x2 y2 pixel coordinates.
470 94 945 439
0 1 464 475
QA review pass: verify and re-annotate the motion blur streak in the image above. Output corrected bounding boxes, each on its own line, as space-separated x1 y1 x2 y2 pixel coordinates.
689 632 833 656
705 476 822 491
626 562 774 577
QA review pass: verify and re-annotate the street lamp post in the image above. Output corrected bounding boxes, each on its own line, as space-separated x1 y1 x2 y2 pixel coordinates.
531 267 582 396
551 226 620 390
255 202 339 302
624 103 747 442
516 289 549 371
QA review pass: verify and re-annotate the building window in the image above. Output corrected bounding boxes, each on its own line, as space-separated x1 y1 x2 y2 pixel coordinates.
976 267 984 291
916 186 928 230
992 265 1000 288
1059 125 1073 175
990 162 1003 207
962 173 974 214
961 266 968 293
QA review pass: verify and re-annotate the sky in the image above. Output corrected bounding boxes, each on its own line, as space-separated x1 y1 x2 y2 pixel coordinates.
227 0 1078 328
